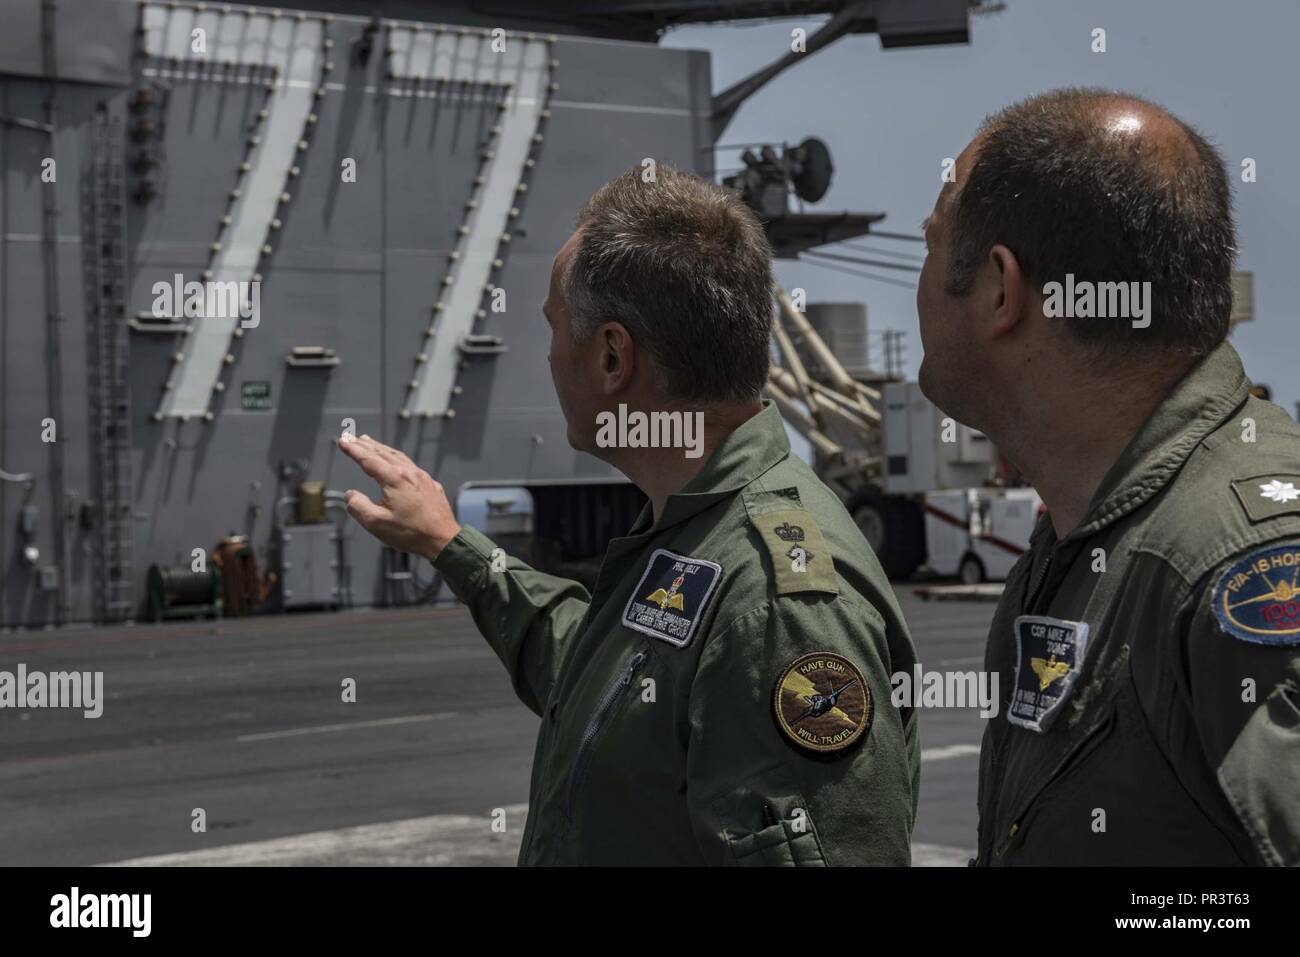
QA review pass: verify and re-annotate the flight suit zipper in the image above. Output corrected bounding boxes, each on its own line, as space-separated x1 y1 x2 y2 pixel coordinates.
992 704 1116 860
993 821 1021 858
563 645 650 822
516 571 626 865
1024 551 1054 615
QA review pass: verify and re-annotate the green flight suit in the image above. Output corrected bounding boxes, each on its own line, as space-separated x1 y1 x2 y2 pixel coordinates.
434 401 920 865
976 341 1300 865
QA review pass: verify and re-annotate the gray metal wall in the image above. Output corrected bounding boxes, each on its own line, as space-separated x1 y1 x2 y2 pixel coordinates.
0 0 713 626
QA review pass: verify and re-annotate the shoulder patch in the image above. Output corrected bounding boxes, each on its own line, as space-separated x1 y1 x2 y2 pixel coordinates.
772 652 871 757
750 506 839 596
1210 542 1300 646
622 548 722 648
1231 475 1300 523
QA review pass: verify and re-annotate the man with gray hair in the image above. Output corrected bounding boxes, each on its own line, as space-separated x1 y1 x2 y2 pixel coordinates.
340 164 920 865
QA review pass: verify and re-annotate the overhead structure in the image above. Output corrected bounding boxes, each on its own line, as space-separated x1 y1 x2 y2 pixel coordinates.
469 0 981 47
707 0 983 138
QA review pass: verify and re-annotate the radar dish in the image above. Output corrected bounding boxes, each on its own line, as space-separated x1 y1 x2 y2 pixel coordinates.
790 137 833 203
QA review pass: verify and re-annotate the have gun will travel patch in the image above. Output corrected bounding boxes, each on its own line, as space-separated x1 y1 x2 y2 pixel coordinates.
772 652 872 756
1008 614 1090 733
1211 542 1300 646
622 548 722 648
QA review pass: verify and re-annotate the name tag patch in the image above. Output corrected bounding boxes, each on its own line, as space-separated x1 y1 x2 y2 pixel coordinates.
1008 614 1090 733
1211 542 1300 646
622 548 722 648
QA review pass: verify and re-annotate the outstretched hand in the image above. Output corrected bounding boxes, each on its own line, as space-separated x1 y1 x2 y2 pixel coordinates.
337 433 461 561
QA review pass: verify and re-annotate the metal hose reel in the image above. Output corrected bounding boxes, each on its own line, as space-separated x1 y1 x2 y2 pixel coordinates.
146 563 220 621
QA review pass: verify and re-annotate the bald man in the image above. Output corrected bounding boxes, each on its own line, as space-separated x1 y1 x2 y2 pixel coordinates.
917 88 1300 865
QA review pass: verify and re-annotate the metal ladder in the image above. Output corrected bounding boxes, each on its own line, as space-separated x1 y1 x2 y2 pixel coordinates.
89 106 135 622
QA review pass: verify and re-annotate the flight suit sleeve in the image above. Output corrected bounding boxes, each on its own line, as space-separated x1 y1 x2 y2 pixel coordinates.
433 524 590 716
1180 547 1300 866
683 594 919 866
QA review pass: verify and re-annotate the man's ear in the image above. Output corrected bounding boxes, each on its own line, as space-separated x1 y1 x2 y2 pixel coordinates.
986 243 1030 338
599 322 636 395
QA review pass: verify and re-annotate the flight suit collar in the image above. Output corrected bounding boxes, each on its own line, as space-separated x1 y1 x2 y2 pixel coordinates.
627 401 791 536
1066 340 1250 542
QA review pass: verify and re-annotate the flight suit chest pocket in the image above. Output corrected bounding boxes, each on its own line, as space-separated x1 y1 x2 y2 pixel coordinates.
562 643 657 823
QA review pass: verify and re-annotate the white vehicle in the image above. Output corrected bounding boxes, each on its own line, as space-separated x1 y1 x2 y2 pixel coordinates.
922 487 1042 584
860 380 1041 581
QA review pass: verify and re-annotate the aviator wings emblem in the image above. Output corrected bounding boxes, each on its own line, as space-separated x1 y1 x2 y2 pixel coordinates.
1030 655 1071 691
646 574 687 612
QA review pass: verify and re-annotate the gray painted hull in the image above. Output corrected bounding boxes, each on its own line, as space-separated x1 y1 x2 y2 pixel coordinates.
0 0 713 626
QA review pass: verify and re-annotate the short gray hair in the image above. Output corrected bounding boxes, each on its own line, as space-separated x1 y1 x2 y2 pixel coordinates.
564 164 774 404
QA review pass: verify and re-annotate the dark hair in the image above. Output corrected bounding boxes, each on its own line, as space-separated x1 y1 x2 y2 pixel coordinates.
565 164 773 404
945 88 1236 359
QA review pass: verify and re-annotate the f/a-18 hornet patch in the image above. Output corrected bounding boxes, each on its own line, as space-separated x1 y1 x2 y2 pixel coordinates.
1211 542 1300 646
622 548 722 648
772 652 872 756
1008 615 1091 733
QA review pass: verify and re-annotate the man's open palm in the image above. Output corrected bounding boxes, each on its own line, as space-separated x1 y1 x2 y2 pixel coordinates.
338 433 461 560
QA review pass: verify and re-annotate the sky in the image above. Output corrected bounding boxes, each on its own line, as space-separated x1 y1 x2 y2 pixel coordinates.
660 0 1300 416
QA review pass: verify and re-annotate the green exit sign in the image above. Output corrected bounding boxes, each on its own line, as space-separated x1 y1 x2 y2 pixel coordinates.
241 381 272 410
